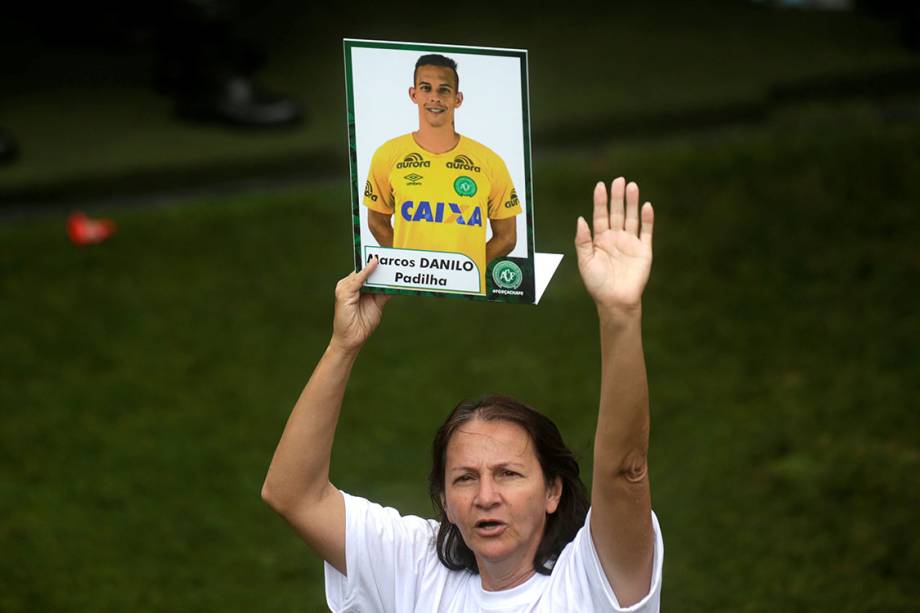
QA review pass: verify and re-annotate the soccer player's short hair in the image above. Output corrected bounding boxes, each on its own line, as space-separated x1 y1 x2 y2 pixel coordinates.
414 54 459 90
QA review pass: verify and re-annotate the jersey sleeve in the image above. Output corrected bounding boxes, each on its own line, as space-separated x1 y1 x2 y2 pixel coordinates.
486 152 522 220
544 508 664 612
364 144 394 214
324 492 439 613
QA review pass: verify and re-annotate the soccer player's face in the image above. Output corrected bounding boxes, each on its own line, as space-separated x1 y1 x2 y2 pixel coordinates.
410 65 462 129
442 419 561 575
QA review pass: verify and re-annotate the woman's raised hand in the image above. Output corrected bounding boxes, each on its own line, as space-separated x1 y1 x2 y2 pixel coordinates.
331 258 391 352
575 178 654 312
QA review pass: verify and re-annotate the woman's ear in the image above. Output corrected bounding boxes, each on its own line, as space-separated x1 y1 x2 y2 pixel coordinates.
545 476 562 514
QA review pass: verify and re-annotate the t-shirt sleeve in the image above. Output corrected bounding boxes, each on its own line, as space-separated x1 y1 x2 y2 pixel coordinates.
364 145 394 214
323 492 438 613
486 153 522 220
545 508 664 612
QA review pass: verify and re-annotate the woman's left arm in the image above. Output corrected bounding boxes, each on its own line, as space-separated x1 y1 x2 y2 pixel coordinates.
574 178 655 607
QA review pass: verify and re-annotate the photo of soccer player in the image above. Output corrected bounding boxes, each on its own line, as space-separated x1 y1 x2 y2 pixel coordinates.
363 53 521 282
346 40 535 301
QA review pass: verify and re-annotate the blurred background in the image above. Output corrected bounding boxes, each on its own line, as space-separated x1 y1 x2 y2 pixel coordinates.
1 0 918 610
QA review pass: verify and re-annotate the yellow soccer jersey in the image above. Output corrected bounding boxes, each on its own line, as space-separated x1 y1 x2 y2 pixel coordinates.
363 133 522 293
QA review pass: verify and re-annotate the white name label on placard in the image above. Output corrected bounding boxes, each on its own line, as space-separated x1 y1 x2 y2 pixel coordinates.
363 246 481 294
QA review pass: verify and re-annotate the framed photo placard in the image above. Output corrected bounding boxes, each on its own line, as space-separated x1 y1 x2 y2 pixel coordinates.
344 39 560 304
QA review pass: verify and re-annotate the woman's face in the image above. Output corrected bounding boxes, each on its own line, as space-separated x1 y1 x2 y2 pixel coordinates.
442 418 562 575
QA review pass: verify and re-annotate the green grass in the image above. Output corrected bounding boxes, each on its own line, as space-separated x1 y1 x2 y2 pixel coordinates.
1 99 918 610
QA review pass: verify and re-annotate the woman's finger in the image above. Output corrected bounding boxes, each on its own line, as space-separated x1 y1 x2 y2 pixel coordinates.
353 256 379 285
592 181 610 236
640 202 654 247
574 215 593 266
373 292 392 310
624 181 640 236
610 177 626 231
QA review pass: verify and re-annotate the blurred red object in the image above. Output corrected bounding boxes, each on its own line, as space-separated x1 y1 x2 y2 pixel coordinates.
67 211 117 245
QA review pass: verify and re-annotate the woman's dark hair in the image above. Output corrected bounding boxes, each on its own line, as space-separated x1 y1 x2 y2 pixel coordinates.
428 395 589 575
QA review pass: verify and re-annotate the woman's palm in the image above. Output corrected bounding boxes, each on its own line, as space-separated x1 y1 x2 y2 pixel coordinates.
575 179 654 310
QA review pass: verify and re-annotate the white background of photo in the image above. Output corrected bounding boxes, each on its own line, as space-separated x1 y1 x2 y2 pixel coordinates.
349 43 529 258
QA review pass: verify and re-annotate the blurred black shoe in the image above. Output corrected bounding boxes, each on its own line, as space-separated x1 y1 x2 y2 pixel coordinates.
0 129 19 165
174 75 303 128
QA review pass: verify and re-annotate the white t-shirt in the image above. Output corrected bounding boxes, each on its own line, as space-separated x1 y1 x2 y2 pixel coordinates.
324 492 664 612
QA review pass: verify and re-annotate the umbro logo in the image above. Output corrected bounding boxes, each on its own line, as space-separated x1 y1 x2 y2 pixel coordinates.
404 173 423 185
396 153 431 169
446 154 480 173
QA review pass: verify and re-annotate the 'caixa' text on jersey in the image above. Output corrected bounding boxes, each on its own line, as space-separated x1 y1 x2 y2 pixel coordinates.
400 201 483 226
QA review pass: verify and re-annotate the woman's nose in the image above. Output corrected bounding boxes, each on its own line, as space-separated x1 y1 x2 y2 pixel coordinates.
474 477 500 507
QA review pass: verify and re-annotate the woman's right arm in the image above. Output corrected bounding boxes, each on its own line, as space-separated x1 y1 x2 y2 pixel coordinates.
261 259 390 575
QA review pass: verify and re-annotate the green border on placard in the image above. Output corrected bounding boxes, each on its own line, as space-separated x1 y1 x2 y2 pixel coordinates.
343 39 536 305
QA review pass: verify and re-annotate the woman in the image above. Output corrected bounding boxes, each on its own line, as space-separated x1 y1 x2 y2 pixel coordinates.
262 178 664 611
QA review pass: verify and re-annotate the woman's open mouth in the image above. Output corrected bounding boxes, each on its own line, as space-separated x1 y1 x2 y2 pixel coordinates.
474 520 506 537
